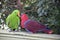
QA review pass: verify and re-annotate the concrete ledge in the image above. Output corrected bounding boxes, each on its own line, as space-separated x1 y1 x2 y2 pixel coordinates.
0 29 60 40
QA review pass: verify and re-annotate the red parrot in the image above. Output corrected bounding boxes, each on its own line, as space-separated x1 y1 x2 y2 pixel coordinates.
21 13 53 34
21 13 29 29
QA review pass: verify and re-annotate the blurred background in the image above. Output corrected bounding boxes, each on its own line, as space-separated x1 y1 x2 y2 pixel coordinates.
0 0 60 34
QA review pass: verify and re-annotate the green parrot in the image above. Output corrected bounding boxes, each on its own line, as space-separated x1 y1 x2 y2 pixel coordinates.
6 10 20 31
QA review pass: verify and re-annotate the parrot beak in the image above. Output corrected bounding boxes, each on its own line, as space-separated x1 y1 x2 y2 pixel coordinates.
18 12 20 17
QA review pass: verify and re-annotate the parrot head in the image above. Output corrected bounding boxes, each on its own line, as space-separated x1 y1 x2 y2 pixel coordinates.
21 13 29 23
11 10 20 17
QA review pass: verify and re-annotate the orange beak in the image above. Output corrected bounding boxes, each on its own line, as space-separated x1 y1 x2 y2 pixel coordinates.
18 12 20 17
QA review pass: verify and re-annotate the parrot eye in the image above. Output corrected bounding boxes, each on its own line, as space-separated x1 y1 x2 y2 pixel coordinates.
15 12 17 13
